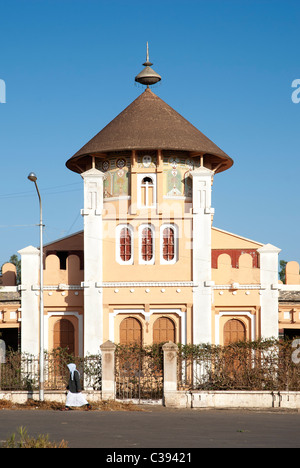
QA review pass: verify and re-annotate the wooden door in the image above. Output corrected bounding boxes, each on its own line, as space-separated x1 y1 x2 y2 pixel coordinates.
53 319 75 354
153 317 175 344
120 317 142 345
224 319 246 346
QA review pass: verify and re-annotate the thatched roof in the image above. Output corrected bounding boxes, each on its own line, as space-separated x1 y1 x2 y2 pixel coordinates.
66 88 233 174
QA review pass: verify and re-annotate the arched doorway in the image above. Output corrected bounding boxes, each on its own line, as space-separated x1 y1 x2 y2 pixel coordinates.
223 319 248 381
224 319 246 346
53 319 75 354
153 317 176 343
120 317 142 345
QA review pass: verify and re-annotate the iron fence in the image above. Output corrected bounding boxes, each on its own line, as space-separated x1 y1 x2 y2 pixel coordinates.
177 339 300 391
3 340 300 396
0 350 102 391
115 344 163 403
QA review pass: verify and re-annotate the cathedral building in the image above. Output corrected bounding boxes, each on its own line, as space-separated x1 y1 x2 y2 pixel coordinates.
12 48 298 357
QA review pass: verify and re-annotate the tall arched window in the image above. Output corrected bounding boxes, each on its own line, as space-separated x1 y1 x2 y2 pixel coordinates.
120 227 132 262
120 317 142 345
116 225 133 264
53 319 75 354
137 174 156 208
141 176 154 207
153 317 176 344
160 224 178 264
141 226 154 263
162 227 175 261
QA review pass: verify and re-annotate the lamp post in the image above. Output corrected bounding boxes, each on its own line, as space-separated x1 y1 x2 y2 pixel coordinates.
28 172 44 401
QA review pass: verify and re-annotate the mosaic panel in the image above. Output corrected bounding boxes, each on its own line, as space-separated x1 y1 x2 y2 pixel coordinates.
163 156 198 198
96 155 130 198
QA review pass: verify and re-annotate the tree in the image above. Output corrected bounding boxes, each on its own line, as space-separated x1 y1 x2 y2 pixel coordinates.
279 260 287 284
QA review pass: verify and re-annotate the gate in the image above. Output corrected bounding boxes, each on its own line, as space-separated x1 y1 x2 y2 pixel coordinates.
115 345 163 403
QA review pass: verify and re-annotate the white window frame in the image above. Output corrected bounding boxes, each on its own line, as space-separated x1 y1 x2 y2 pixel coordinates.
116 224 134 265
137 173 157 208
138 224 155 265
160 223 178 265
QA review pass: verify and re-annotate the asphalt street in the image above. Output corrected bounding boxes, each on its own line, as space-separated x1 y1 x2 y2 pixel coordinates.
0 406 300 450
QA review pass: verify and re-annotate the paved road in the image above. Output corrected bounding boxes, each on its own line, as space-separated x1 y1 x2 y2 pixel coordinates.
0 406 300 449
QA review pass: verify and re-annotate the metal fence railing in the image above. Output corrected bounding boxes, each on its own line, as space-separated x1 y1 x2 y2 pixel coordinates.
0 350 102 391
177 340 300 392
115 344 163 403
2 340 300 396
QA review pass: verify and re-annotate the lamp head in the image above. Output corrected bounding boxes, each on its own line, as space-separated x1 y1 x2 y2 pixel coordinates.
28 172 37 182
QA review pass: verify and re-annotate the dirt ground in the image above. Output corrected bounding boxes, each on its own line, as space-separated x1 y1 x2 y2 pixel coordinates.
0 399 145 411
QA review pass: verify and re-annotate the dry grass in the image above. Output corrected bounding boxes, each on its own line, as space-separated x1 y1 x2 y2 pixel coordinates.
0 398 144 411
2 426 68 448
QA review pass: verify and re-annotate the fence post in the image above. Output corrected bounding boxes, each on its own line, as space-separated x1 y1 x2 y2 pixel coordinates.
100 340 116 400
162 341 178 407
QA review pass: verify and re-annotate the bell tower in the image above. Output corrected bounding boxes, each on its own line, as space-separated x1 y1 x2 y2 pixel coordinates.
66 45 233 349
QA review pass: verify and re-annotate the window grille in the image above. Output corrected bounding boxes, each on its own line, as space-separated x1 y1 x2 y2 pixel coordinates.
120 227 132 262
141 227 153 262
162 227 175 261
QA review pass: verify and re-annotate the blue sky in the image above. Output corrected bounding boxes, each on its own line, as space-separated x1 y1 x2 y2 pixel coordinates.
0 0 299 268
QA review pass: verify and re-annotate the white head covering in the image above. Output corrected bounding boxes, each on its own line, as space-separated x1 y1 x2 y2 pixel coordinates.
67 363 77 380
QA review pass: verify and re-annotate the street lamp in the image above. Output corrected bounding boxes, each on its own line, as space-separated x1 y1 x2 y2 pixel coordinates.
28 172 44 401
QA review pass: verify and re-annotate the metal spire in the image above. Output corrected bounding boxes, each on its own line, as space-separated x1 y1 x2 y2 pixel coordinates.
135 42 161 88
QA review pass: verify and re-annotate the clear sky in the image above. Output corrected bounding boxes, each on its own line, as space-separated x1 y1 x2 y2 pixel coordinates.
0 0 299 269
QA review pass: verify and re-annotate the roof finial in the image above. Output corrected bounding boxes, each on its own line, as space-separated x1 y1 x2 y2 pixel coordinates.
145 42 151 65
135 42 161 88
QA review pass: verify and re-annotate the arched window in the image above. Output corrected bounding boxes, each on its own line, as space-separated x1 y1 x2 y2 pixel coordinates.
141 176 154 207
138 174 156 208
120 317 142 345
153 317 176 344
162 227 175 261
224 319 246 346
160 224 178 264
116 225 133 264
120 227 132 262
53 319 75 354
140 226 154 263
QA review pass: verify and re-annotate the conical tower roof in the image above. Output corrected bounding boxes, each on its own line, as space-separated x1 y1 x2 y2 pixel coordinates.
66 87 233 173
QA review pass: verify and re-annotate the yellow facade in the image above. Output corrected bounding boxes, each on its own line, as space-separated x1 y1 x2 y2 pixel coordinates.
36 152 275 353
14 86 300 357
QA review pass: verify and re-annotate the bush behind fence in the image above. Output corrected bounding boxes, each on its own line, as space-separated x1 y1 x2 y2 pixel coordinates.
177 339 300 391
115 343 164 401
0 349 102 391
1 340 300 393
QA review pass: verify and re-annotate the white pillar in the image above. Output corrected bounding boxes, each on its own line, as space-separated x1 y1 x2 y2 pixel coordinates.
81 168 105 355
100 340 116 400
258 243 281 339
189 167 214 344
18 246 40 355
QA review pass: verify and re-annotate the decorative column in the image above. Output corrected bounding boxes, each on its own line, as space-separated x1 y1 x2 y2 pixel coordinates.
189 166 214 344
258 243 281 339
81 168 105 355
162 341 178 407
18 246 40 355
100 340 116 400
